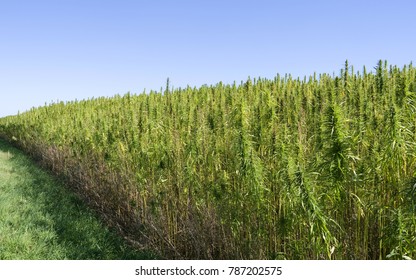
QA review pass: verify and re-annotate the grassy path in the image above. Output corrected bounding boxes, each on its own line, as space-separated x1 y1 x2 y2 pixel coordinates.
0 139 153 260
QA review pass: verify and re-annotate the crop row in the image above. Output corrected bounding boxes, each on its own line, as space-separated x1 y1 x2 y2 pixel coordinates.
1 61 415 259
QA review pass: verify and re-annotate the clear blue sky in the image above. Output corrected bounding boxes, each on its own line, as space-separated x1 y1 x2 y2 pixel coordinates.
1 0 415 117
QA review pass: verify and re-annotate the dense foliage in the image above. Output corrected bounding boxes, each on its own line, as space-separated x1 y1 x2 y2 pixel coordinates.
1 60 416 259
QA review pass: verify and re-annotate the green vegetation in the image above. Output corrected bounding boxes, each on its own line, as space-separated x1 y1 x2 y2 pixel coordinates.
0 139 154 259
1 60 415 259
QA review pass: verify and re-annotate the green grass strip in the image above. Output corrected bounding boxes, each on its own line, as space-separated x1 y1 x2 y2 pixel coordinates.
0 139 154 260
